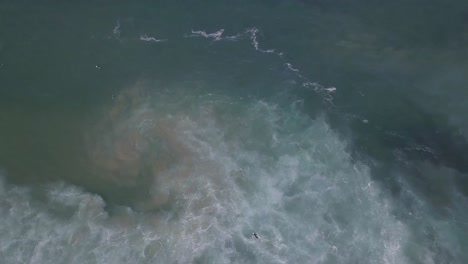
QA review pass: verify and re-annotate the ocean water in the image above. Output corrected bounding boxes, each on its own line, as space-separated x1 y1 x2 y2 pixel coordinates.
1 1 468 263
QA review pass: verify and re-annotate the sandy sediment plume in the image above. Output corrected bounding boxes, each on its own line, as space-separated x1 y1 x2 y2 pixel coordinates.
84 83 218 211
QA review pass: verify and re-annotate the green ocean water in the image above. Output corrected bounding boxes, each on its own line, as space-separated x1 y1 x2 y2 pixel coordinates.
1 1 468 263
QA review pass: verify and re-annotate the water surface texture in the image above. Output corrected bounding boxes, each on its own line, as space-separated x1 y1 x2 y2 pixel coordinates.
1 1 468 263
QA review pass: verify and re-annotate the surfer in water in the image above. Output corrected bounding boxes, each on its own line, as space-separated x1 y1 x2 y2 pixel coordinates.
253 232 259 239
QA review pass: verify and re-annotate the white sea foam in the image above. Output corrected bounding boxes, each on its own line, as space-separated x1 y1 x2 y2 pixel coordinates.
224 34 242 41
285 63 299 72
183 27 343 106
0 90 410 263
190 29 225 41
303 82 338 103
188 29 241 41
325 87 337 92
140 35 167 43
246 28 277 54
113 20 121 37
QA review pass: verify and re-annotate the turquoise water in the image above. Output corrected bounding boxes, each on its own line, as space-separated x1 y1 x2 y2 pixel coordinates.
1 1 468 263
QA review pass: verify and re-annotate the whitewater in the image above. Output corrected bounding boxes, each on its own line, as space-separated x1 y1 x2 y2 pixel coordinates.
1 1 467 263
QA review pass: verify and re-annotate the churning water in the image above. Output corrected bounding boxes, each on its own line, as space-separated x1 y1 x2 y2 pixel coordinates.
1 1 467 263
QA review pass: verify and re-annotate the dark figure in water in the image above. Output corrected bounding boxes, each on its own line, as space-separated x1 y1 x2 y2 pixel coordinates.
253 233 259 239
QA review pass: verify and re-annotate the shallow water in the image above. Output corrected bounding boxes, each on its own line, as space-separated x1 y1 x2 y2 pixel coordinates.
1 1 467 263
